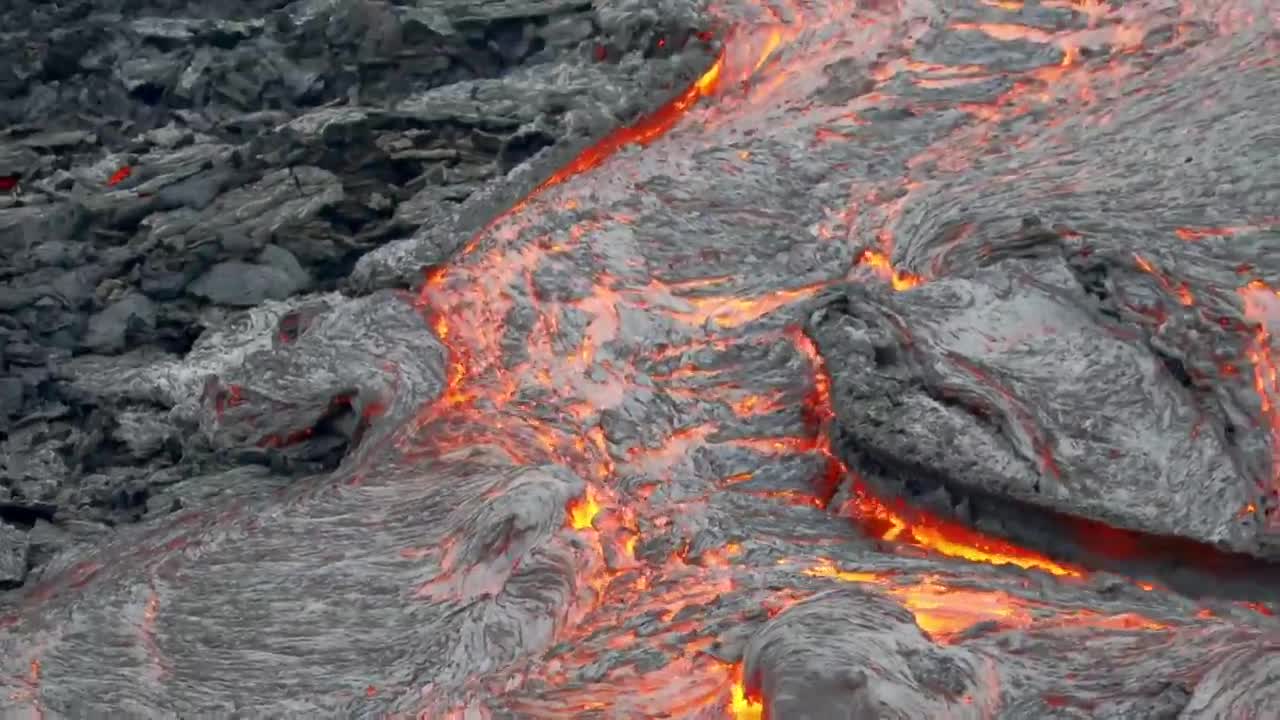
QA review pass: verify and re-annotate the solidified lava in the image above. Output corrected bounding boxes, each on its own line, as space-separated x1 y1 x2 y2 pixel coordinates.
3 0 1280 718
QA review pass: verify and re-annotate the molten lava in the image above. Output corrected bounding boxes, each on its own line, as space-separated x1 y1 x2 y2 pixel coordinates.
568 488 601 530
1242 279 1280 522
857 248 923 291
892 580 1036 640
106 165 132 186
535 55 723 197
729 671 763 720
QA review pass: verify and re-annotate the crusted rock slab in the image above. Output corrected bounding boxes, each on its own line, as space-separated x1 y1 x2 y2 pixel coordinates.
197 289 447 462
0 523 29 588
809 256 1262 556
742 588 987 719
0 452 598 717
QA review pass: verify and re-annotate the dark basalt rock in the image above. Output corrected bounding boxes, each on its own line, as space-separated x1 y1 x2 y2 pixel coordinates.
0 523 29 588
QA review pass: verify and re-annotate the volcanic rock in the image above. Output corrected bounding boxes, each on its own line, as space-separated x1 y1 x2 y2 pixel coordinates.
0 523 29 588
188 259 303 306
198 289 448 465
82 293 157 353
0 378 24 421
809 256 1262 556
0 0 720 592
742 588 984 719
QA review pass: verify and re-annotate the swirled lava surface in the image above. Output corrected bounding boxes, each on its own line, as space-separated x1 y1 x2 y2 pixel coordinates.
4 0 1280 717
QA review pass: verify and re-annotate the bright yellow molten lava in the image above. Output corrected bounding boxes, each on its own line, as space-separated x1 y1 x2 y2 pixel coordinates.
730 664 763 719
568 489 601 530
890 580 1033 641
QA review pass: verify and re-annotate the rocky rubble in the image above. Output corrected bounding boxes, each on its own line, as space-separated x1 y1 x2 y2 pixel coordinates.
0 0 717 589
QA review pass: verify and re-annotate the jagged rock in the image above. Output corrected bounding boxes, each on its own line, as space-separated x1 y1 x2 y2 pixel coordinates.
110 408 177 462
24 519 69 572
0 378 24 420
188 260 306 306
0 524 29 588
82 293 157 353
0 204 88 265
141 166 344 256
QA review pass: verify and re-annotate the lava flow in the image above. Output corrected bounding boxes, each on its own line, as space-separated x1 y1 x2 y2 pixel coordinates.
399 2 1237 715
3 0 1279 716
398 0 1280 714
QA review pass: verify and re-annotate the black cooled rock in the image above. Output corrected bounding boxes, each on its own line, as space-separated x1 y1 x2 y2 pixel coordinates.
0 523 29 588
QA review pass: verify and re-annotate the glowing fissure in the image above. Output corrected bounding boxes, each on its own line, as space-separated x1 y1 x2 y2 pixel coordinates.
796 323 1083 579
1241 280 1280 523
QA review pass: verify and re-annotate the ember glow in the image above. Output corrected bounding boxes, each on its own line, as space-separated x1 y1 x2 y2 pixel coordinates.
105 165 132 186
567 487 601 531
534 54 725 196
857 248 924 291
728 663 764 720
848 491 1084 578
891 580 1036 640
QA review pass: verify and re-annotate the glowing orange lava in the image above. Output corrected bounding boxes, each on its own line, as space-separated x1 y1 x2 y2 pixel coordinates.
858 249 923 291
1133 253 1194 306
535 55 724 195
803 559 882 584
891 580 1035 641
804 566 1167 642
1241 279 1280 520
730 680 763 719
393 8 1246 715
674 282 827 328
849 489 1083 578
568 488 601 530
